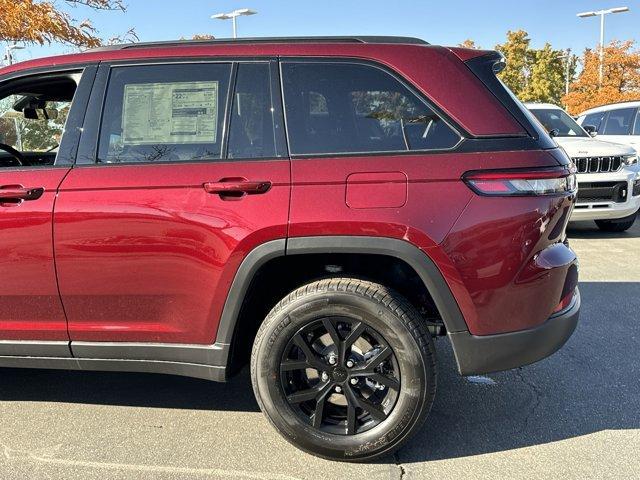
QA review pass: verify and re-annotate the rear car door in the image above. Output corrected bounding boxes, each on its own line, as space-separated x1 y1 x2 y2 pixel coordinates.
0 66 94 348
54 59 289 347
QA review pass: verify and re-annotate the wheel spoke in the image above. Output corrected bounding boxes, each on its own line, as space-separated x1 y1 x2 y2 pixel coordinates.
353 346 392 374
346 404 357 435
345 384 388 423
344 321 366 351
287 381 331 404
292 333 325 370
322 318 341 347
366 372 400 392
322 317 344 363
312 383 334 428
280 359 310 371
343 385 360 435
357 396 388 422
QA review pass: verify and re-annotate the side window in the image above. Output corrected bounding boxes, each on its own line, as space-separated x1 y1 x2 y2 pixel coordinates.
227 63 276 159
582 112 606 132
633 110 640 135
97 63 231 164
602 108 635 135
0 72 79 167
281 62 460 155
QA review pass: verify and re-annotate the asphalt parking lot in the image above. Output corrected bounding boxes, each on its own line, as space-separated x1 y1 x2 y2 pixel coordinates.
0 220 638 480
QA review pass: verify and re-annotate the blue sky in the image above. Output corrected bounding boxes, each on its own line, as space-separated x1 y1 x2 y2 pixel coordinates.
11 0 640 62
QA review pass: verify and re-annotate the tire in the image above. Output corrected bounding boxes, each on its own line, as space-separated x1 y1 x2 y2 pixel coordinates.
595 210 638 232
250 278 436 461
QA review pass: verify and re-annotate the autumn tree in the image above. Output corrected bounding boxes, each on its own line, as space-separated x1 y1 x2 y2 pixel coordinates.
458 39 478 49
495 30 531 96
563 41 640 115
0 0 133 48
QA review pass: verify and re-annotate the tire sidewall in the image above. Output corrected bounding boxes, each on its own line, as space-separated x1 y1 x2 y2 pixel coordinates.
252 288 435 461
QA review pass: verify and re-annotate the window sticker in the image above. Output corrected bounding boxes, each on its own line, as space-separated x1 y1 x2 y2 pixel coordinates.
122 81 219 145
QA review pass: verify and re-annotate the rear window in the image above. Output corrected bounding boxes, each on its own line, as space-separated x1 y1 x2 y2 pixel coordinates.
281 62 460 156
98 63 231 164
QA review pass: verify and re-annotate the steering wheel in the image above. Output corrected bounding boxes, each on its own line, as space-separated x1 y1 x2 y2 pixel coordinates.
0 143 24 166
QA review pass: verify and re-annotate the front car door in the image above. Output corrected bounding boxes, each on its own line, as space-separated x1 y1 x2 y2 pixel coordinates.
53 59 289 364
599 107 637 146
0 65 95 353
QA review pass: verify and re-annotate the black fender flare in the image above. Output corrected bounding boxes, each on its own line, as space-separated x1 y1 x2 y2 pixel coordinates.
216 235 469 347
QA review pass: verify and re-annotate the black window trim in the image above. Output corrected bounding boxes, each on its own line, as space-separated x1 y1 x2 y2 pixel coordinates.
278 56 466 159
76 57 287 168
0 65 96 170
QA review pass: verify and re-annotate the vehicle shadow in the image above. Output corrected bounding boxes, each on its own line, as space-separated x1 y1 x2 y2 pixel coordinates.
0 282 637 463
567 220 640 239
395 281 640 464
0 366 260 413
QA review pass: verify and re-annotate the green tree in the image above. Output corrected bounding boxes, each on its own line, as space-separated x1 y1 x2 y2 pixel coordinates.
495 30 531 97
520 43 567 104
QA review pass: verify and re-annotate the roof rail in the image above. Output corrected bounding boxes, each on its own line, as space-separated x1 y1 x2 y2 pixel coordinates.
88 36 429 52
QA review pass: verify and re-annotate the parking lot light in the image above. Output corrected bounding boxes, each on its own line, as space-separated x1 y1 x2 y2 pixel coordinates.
211 8 257 38
577 6 630 86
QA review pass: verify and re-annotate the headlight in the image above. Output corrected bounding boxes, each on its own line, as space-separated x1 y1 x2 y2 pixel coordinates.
623 154 638 166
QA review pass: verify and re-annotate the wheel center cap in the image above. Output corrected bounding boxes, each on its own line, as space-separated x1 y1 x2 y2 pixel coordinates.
331 366 348 383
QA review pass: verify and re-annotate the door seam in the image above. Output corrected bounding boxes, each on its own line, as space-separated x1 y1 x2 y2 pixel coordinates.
51 167 74 354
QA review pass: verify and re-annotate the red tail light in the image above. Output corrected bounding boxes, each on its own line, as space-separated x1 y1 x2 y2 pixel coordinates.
463 166 577 197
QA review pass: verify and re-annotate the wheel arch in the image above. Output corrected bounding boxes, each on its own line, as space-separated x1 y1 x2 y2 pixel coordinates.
217 236 470 373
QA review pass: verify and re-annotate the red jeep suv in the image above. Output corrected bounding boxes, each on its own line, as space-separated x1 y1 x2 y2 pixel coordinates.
0 36 579 461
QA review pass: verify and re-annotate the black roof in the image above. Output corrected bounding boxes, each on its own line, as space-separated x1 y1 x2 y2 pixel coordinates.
89 36 429 52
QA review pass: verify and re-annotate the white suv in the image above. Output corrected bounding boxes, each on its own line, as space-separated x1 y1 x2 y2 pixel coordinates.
577 101 640 150
527 103 640 232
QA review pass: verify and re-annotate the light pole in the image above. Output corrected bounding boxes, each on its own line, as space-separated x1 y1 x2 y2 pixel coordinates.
3 43 25 66
577 6 629 87
211 8 257 38
558 49 572 95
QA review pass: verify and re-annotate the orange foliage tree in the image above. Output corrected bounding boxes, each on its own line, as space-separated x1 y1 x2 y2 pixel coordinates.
0 0 132 48
458 39 478 49
563 41 640 115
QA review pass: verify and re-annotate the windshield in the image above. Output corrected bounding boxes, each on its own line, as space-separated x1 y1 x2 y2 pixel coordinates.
529 108 588 138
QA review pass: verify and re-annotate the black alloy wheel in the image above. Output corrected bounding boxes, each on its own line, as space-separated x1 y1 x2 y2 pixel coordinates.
280 316 401 436
251 278 437 461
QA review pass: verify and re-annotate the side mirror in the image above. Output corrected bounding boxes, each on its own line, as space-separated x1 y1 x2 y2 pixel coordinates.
583 125 597 137
548 128 560 137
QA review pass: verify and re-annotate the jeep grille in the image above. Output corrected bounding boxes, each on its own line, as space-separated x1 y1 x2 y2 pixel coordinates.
572 156 623 174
